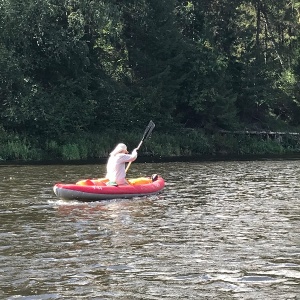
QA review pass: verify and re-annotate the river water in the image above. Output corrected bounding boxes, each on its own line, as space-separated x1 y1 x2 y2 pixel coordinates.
0 160 299 300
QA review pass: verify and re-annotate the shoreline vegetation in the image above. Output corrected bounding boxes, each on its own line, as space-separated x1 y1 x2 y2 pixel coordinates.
2 2 300 168
1 129 300 164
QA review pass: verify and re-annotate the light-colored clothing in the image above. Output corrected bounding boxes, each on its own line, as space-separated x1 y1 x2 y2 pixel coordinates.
106 150 137 185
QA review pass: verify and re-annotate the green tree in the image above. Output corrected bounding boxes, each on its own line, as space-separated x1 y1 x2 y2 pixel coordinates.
174 0 238 130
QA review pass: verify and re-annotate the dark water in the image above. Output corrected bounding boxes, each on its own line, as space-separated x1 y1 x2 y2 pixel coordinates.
0 160 299 300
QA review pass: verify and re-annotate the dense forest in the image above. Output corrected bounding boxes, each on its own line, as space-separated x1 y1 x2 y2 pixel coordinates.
1 0 300 161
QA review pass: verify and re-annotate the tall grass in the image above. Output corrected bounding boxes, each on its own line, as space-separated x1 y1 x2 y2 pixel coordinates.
1 128 300 161
0 134 42 161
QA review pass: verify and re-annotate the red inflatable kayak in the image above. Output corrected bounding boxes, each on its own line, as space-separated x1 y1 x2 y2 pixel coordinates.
53 175 165 201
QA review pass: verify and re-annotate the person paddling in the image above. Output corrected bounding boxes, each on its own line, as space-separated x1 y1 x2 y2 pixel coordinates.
106 143 138 186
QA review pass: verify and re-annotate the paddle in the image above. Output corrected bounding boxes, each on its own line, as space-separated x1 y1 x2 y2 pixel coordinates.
126 120 155 173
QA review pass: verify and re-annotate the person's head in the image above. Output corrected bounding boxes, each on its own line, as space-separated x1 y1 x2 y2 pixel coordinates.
110 143 129 156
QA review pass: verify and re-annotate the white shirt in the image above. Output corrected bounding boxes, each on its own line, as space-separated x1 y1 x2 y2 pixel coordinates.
106 150 137 184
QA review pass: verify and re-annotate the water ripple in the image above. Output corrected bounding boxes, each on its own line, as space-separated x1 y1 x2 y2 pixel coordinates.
0 161 299 299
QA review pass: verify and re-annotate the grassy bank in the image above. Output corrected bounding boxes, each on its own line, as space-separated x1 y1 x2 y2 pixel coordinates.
1 128 300 162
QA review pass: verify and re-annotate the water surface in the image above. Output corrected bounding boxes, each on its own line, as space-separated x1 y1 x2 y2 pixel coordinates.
0 160 299 299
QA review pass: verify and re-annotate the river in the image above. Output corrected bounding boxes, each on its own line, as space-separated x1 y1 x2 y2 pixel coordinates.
0 160 299 299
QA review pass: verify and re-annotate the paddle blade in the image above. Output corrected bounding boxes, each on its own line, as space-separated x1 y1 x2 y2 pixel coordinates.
142 120 155 141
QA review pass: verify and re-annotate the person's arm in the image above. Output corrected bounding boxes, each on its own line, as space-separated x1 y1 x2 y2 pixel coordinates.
118 149 138 163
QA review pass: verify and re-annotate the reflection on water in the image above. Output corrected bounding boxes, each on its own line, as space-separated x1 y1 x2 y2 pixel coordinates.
0 161 300 299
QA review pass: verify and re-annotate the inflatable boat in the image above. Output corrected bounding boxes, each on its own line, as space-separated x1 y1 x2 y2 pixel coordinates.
53 175 165 201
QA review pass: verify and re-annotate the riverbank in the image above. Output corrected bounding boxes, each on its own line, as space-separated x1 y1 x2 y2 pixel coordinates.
1 129 300 163
2 153 300 166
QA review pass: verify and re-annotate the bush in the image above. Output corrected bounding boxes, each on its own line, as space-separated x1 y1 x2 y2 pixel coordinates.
1 128 300 161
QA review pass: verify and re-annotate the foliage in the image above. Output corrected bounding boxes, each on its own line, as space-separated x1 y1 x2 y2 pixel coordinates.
1 128 300 162
0 133 42 160
1 0 300 157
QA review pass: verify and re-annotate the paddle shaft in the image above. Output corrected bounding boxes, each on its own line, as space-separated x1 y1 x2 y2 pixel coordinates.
125 121 155 173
